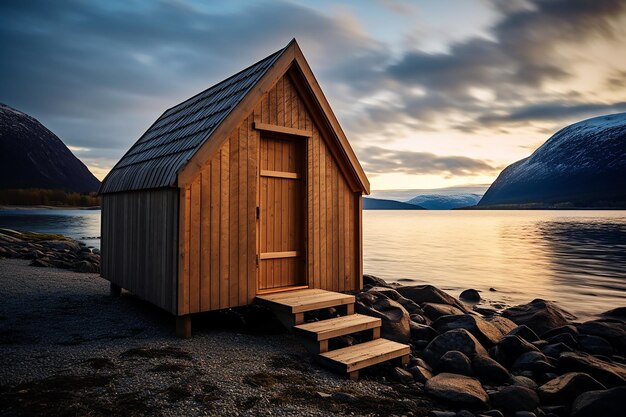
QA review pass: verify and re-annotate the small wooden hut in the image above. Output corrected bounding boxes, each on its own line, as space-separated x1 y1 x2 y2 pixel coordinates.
99 39 370 335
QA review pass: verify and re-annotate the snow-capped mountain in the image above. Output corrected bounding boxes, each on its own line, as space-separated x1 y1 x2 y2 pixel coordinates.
479 113 626 208
0 103 100 193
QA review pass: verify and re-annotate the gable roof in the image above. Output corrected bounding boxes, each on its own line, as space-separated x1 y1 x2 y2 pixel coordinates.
100 39 369 195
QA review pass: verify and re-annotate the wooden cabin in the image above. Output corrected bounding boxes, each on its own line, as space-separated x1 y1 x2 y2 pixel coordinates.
99 39 370 336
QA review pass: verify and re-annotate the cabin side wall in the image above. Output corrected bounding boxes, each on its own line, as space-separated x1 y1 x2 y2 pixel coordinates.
178 72 362 315
101 188 179 314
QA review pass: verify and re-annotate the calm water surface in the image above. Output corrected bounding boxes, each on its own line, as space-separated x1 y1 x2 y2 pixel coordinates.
0 209 624 318
0 209 101 249
364 210 626 319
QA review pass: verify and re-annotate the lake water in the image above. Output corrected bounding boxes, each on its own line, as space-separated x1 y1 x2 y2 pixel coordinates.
0 209 101 249
364 210 626 319
0 209 624 319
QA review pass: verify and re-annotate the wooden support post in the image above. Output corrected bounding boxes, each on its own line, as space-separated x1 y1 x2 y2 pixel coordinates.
396 354 409 367
345 304 354 316
176 315 192 339
293 312 305 325
110 282 121 297
348 370 359 381
319 340 329 354
372 327 381 340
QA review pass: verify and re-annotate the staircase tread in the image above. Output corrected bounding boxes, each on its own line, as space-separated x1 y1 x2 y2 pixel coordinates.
256 289 355 313
293 314 381 340
318 339 410 372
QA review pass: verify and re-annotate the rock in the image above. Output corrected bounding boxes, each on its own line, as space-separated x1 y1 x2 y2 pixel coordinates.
541 325 579 340
557 352 626 388
29 258 50 267
577 334 614 356
432 314 505 348
510 375 538 390
410 322 438 342
460 289 481 303
479 411 504 417
331 392 358 403
370 286 424 315
409 365 433 383
545 333 577 349
411 313 429 325
577 319 626 354
473 306 498 316
513 412 536 417
538 405 566 417
484 316 517 335
456 410 475 417
437 351 473 376
74 260 99 273
391 366 414 384
570 387 626 417
411 357 433 371
472 355 511 385
601 307 626 321
425 373 489 409
490 335 540 367
363 274 391 288
397 285 467 311
423 303 466 320
541 342 573 359
46 239 82 252
424 329 488 367
502 299 576 335
427 412 456 417
489 386 539 412
356 291 410 343
508 325 540 343
511 351 554 373
538 372 606 405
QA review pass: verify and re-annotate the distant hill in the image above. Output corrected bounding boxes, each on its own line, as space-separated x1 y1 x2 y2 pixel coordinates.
478 113 626 208
363 197 425 210
0 103 100 193
408 193 483 210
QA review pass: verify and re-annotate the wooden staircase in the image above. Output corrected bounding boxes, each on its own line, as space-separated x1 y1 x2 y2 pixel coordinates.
256 288 410 380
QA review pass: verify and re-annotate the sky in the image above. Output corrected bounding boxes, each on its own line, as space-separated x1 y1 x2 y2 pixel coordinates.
1 0 625 191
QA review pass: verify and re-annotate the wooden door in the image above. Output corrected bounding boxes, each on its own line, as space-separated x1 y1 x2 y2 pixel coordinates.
258 135 306 291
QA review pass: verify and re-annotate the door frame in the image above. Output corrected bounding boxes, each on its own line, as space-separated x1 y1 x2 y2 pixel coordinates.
255 129 309 295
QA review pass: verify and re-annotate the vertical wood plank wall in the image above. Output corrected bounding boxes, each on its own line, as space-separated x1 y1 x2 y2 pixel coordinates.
101 189 178 314
178 72 362 315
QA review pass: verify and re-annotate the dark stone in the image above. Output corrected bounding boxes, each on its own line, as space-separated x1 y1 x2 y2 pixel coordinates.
513 412 536 417
355 290 410 343
508 325 540 343
424 373 489 409
557 352 626 388
570 386 626 417
538 372 606 405
391 366 414 384
460 289 481 303
577 334 614 356
411 313 429 325
427 412 456 417
484 316 517 336
431 314 505 348
409 365 433 383
541 343 573 359
490 335 540 367
479 411 504 417
363 274 391 288
541 325 578 340
396 285 467 311
489 386 539 412
74 260 99 273
423 303 466 320
502 299 576 335
456 410 475 417
369 286 424 315
472 354 511 385
577 319 626 355
510 375 538 390
331 392 359 403
29 258 50 267
545 333 577 349
424 329 488 367
539 405 566 417
511 351 553 373
437 350 473 376
601 307 626 321
410 322 438 342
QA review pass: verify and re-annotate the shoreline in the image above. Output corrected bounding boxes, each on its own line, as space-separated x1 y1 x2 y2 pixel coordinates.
0 205 101 211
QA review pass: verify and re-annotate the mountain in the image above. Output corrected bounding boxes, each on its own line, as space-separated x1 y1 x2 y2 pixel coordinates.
363 197 425 210
478 113 626 208
408 193 484 210
0 103 100 193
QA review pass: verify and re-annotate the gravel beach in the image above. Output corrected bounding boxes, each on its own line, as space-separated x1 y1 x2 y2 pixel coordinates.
0 259 434 417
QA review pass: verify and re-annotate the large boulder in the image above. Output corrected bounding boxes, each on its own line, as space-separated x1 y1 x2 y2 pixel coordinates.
424 329 488 367
484 316 518 335
436 351 473 376
557 352 626 388
502 299 576 335
576 319 626 355
511 351 554 373
489 386 539 413
363 274 391 288
424 373 489 409
431 314 505 348
570 387 626 417
422 303 466 320
410 322 438 342
538 372 606 405
460 289 481 303
601 307 626 321
490 335 540 368
471 354 511 385
396 285 467 311
577 334 614 356
369 286 424 316
507 325 540 343
408 365 433 383
355 291 410 343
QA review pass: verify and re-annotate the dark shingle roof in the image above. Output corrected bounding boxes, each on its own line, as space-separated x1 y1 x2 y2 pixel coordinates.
100 46 286 194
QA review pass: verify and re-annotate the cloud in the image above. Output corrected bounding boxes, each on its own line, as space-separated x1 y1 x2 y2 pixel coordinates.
479 101 626 123
360 146 500 177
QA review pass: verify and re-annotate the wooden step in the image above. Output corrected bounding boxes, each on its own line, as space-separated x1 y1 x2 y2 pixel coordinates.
256 288 355 315
293 314 381 341
317 338 410 380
